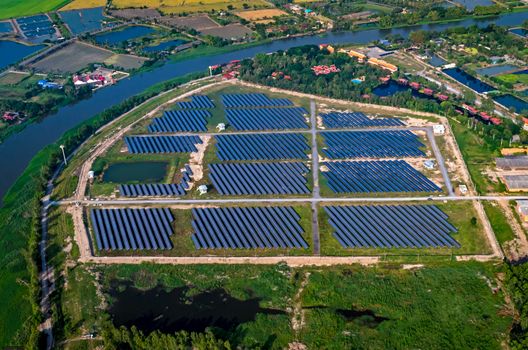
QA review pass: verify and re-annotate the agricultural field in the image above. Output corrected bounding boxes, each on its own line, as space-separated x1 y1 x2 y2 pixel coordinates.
28 41 114 73
235 8 289 23
0 71 30 84
200 23 254 39
111 0 272 14
104 53 148 70
0 0 69 20
60 0 107 11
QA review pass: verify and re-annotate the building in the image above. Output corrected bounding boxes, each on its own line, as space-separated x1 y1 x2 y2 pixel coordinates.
197 185 208 195
424 160 435 170
503 174 528 192
38 79 62 89
459 184 468 195
517 200 528 222
367 57 398 73
216 123 226 131
496 155 528 170
2 111 19 122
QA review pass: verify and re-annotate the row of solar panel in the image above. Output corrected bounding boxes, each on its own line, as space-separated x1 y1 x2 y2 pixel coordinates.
16 15 49 24
90 208 175 251
322 130 425 159
321 112 404 128
177 95 215 109
125 135 202 153
323 160 441 193
226 107 308 131
215 133 309 160
209 162 310 195
221 93 293 108
119 165 194 197
325 205 459 248
191 207 308 249
148 109 211 132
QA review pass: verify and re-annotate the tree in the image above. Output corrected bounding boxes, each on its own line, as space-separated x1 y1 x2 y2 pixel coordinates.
409 30 427 45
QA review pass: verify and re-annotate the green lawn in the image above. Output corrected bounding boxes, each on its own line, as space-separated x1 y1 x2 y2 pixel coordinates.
497 73 528 85
0 0 70 19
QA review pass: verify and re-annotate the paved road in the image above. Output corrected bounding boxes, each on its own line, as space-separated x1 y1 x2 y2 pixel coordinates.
426 127 454 196
56 194 528 207
310 100 321 255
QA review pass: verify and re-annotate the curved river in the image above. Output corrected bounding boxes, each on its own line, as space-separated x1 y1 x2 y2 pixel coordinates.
0 12 526 199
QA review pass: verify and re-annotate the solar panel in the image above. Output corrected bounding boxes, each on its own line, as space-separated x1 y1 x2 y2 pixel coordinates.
125 135 202 153
225 107 308 130
148 109 211 132
215 133 309 160
221 93 294 107
321 112 404 128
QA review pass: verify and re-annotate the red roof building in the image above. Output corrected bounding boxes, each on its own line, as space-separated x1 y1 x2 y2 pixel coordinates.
479 112 492 121
437 94 449 101
423 88 434 96
409 82 420 89
397 78 408 85
490 117 502 125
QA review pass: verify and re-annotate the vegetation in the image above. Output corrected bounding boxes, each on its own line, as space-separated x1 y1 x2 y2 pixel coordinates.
506 263 528 350
0 0 69 19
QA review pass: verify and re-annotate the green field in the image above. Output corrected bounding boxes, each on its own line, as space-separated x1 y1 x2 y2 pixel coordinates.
497 73 528 85
0 0 70 19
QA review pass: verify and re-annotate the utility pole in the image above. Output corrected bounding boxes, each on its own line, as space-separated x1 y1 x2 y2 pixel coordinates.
59 145 67 166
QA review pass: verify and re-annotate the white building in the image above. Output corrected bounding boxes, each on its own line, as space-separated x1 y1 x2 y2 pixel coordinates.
433 124 445 135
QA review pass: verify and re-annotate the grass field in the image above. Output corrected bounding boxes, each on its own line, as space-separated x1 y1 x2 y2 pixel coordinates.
104 54 148 70
0 0 70 19
112 0 272 14
0 71 30 84
235 8 288 22
60 0 107 11
497 73 528 85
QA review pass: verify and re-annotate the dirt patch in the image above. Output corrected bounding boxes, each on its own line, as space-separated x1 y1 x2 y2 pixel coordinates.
188 135 210 184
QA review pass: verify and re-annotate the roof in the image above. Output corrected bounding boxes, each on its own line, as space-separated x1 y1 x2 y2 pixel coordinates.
496 156 528 170
503 174 528 190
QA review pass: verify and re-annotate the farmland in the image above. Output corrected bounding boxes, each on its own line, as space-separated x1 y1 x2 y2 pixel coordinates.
111 0 272 14
0 0 69 20
59 0 107 11
235 8 289 22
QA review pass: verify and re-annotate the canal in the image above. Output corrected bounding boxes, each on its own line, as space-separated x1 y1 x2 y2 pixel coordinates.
0 11 527 200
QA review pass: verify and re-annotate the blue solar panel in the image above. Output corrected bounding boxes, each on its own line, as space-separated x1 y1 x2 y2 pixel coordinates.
221 93 293 107
323 160 441 193
325 205 459 248
119 165 193 197
177 95 215 109
191 206 308 249
148 109 211 132
322 130 425 158
226 107 308 130
215 133 309 160
209 162 310 195
90 208 175 251
125 135 202 153
321 112 404 128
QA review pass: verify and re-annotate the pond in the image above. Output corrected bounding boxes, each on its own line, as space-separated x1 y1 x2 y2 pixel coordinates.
95 25 156 46
443 67 494 93
450 0 493 10
509 28 528 38
0 21 13 33
476 64 519 77
59 7 105 35
102 161 168 183
493 94 528 113
108 282 285 334
0 40 45 70
373 80 438 102
429 54 446 67
143 39 189 53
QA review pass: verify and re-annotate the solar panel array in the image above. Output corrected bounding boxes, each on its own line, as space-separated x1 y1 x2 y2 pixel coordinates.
191 207 308 249
322 130 425 159
215 133 309 160
325 205 459 248
90 208 175 250
209 162 310 195
16 15 56 39
221 93 293 107
177 95 215 109
148 110 211 132
321 112 404 128
125 135 202 153
323 160 441 193
120 165 193 197
226 107 308 130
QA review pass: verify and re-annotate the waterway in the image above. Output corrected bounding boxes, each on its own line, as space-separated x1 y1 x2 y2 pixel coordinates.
443 67 494 93
108 282 284 334
0 11 527 200
494 94 528 113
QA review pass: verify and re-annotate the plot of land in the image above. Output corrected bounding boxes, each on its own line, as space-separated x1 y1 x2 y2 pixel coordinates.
112 0 272 14
158 14 219 31
235 9 288 22
104 53 149 70
201 23 253 39
60 0 107 10
0 71 30 85
0 0 68 20
109 8 161 20
28 41 113 73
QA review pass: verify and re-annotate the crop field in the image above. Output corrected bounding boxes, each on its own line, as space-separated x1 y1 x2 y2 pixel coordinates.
28 41 113 73
158 14 219 31
104 53 148 70
0 0 69 20
0 71 30 85
235 8 288 22
200 23 254 40
60 0 107 10
112 0 272 14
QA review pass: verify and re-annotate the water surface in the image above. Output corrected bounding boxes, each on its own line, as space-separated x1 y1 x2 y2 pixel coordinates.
0 40 45 70
59 7 105 35
494 94 528 113
95 25 156 46
443 67 494 93
102 161 168 183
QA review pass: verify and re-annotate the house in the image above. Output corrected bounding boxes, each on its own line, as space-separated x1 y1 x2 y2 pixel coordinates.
197 185 208 195
216 123 226 131
517 200 528 222
459 185 468 195
2 111 20 122
367 57 398 72
37 79 62 89
409 82 421 90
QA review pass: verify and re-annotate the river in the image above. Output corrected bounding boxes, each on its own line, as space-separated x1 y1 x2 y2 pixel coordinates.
0 11 526 200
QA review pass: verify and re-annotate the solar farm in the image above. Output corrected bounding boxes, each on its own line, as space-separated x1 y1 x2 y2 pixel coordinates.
76 86 491 259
